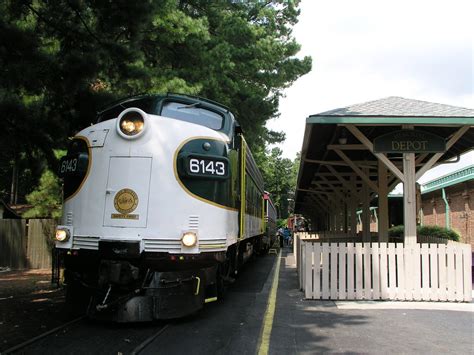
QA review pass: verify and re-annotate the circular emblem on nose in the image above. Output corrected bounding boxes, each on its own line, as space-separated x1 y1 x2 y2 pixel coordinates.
114 188 139 214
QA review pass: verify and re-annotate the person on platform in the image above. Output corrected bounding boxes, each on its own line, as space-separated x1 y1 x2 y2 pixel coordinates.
278 227 284 247
283 228 291 246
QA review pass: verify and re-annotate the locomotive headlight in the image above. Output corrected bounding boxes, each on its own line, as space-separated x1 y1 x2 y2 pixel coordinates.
55 228 70 242
117 108 147 139
181 232 197 247
120 115 144 135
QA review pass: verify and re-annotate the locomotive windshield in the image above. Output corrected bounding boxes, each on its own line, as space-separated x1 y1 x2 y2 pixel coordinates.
161 101 224 130
97 94 230 133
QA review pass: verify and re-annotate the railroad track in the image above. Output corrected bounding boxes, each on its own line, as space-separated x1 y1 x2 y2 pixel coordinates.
1 316 86 354
1 315 170 355
129 324 170 355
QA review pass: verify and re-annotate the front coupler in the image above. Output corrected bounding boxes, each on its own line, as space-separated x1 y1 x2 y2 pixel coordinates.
87 262 217 322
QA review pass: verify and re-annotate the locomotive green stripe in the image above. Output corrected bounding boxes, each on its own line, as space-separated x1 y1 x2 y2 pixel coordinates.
174 137 239 211
63 136 92 202
175 135 266 240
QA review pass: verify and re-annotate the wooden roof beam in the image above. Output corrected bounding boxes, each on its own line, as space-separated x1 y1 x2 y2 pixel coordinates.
303 158 377 170
327 144 368 150
415 126 470 180
345 124 406 182
297 188 331 195
311 180 363 186
311 183 348 202
334 149 379 193
326 165 364 200
313 172 378 177
318 175 353 202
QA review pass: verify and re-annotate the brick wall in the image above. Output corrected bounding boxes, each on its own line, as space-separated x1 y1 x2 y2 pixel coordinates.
421 180 473 248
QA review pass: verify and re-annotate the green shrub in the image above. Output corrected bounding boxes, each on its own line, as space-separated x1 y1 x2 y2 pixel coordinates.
388 225 404 239
387 225 460 241
418 225 460 241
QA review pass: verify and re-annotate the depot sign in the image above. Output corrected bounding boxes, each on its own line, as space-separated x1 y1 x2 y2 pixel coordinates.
373 130 446 153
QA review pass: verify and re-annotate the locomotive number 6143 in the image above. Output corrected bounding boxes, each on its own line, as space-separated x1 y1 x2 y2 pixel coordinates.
184 154 229 179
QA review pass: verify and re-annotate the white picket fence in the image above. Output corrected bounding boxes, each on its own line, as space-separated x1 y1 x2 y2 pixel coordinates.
299 241 472 302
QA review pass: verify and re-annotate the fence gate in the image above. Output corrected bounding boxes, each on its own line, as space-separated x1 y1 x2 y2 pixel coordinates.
300 241 472 302
0 219 56 270
0 219 27 269
27 219 55 269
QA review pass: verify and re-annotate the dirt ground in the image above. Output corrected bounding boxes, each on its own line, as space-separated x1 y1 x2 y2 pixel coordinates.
0 268 79 352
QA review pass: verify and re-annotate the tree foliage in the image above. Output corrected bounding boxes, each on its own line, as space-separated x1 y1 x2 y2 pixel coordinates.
22 170 62 218
22 150 65 218
259 147 299 218
0 0 310 206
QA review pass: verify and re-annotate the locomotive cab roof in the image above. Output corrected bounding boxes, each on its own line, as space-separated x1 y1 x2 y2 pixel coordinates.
97 93 236 136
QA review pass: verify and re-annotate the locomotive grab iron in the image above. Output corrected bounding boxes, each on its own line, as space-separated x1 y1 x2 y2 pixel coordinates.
55 94 277 321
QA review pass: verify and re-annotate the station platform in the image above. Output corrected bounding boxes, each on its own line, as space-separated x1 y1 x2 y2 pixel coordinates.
260 247 473 354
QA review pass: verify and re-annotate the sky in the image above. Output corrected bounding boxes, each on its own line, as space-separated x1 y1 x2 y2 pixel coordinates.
267 0 473 184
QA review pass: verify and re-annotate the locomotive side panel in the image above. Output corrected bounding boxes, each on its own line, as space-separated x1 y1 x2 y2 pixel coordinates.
239 137 265 241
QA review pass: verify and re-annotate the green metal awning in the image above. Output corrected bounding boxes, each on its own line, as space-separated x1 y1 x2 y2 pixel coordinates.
421 165 474 194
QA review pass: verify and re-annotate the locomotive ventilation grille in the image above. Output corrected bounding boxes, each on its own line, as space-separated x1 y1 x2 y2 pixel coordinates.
73 236 100 250
66 212 73 225
143 238 227 252
198 238 227 251
188 215 199 230
143 239 181 253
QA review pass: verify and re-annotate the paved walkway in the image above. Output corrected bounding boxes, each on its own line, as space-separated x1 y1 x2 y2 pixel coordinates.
263 247 473 354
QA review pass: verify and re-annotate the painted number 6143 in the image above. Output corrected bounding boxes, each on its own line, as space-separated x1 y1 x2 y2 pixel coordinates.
60 158 78 173
189 158 226 176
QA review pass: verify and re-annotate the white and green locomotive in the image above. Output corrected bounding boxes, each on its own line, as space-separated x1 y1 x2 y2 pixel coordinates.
55 94 277 321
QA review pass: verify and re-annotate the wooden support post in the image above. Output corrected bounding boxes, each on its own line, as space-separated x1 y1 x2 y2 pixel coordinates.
335 199 340 232
378 161 389 242
338 193 345 232
327 207 331 233
329 200 334 232
403 152 417 245
350 175 358 238
344 196 349 234
331 201 336 233
362 168 371 242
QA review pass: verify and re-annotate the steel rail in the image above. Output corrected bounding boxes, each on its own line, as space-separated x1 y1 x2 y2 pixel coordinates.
130 324 170 355
1 316 86 354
